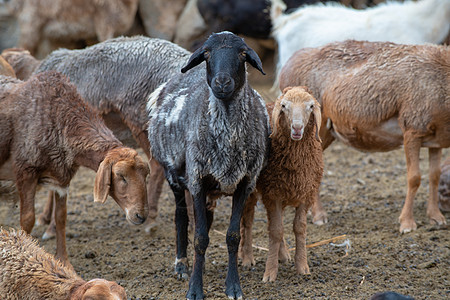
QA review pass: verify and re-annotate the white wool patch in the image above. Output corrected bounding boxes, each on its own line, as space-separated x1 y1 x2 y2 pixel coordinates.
146 82 167 117
165 92 187 127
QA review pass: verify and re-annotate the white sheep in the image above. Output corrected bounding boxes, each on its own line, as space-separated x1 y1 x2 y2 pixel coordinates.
279 40 450 233
148 31 270 299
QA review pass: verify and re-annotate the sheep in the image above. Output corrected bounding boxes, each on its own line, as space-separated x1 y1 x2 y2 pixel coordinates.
0 71 149 265
147 31 270 299
1 48 39 80
239 86 323 282
1 36 193 234
0 55 14 77
4 0 139 57
272 0 450 85
0 228 127 300
438 157 450 212
279 40 450 233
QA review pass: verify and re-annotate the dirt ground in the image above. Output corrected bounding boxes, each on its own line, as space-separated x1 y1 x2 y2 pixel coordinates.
1 65 449 299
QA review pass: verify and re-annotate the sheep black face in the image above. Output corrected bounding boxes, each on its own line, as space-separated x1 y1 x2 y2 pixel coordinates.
181 31 265 100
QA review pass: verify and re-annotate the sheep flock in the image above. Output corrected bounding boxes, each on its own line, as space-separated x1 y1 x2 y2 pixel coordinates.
0 0 449 299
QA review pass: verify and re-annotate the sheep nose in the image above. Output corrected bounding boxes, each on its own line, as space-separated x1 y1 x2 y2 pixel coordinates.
135 213 146 223
291 124 303 134
214 76 232 90
212 73 234 98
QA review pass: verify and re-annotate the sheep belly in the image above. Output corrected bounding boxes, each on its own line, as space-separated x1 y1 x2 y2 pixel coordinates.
331 117 404 152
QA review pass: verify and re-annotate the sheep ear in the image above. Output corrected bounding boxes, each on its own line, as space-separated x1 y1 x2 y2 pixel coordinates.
93 159 112 204
313 103 322 143
181 47 206 73
270 100 282 138
245 47 265 75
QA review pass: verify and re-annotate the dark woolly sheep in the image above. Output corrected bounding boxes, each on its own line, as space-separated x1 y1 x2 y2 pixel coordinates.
0 228 127 299
148 32 270 299
279 40 450 233
240 86 323 282
0 71 149 266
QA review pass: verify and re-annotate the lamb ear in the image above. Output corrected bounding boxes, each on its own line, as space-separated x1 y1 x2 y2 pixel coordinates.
93 159 112 204
181 47 206 73
270 99 282 138
313 102 322 143
245 47 265 75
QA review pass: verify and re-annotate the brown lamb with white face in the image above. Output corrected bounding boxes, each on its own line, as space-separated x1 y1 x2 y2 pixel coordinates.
240 86 324 282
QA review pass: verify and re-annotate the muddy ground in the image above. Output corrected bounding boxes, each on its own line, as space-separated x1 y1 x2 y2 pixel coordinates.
0 67 449 299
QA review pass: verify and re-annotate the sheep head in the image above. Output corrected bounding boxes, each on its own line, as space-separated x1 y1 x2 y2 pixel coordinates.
93 147 149 225
181 31 265 100
271 86 322 142
72 278 126 300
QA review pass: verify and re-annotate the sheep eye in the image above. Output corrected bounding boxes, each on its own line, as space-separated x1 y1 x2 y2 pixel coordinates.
310 104 314 109
240 51 246 58
204 51 210 59
120 175 127 183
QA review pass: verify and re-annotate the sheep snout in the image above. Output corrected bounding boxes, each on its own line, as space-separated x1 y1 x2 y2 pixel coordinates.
211 73 235 99
291 123 304 140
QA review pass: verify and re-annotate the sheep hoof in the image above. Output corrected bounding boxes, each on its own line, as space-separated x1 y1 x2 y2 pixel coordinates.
312 213 328 226
429 214 447 226
262 271 277 283
41 226 56 240
143 220 158 233
225 282 243 300
175 258 190 280
399 220 417 234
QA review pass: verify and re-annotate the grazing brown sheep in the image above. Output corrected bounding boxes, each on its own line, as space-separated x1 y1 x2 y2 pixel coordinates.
239 86 323 282
438 157 450 212
0 71 149 265
279 40 450 233
0 228 127 300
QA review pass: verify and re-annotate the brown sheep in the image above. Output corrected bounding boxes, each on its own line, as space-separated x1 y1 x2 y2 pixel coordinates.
4 0 138 57
0 228 127 299
0 71 149 266
239 86 324 282
438 157 450 212
279 40 450 233
0 55 15 77
0 48 38 80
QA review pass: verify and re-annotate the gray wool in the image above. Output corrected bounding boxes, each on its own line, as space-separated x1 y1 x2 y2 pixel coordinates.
148 66 270 196
34 36 191 129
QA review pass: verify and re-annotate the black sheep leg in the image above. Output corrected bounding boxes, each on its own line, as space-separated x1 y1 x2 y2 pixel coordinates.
186 187 209 300
225 177 251 299
170 185 190 279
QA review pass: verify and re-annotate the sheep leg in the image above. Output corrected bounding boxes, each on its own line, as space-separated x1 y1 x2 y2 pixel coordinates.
42 192 57 240
311 191 328 225
17 172 38 234
143 159 165 233
54 192 72 268
239 192 258 267
224 179 250 299
278 214 291 263
399 135 421 233
262 199 283 282
172 186 190 280
427 148 446 226
186 188 209 300
293 203 310 275
36 191 54 226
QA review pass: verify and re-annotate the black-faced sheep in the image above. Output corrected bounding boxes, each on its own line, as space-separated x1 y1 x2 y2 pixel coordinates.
2 36 192 234
438 157 450 212
0 71 149 265
279 40 450 233
239 86 323 282
0 228 127 299
4 0 139 57
272 0 450 85
148 32 270 299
